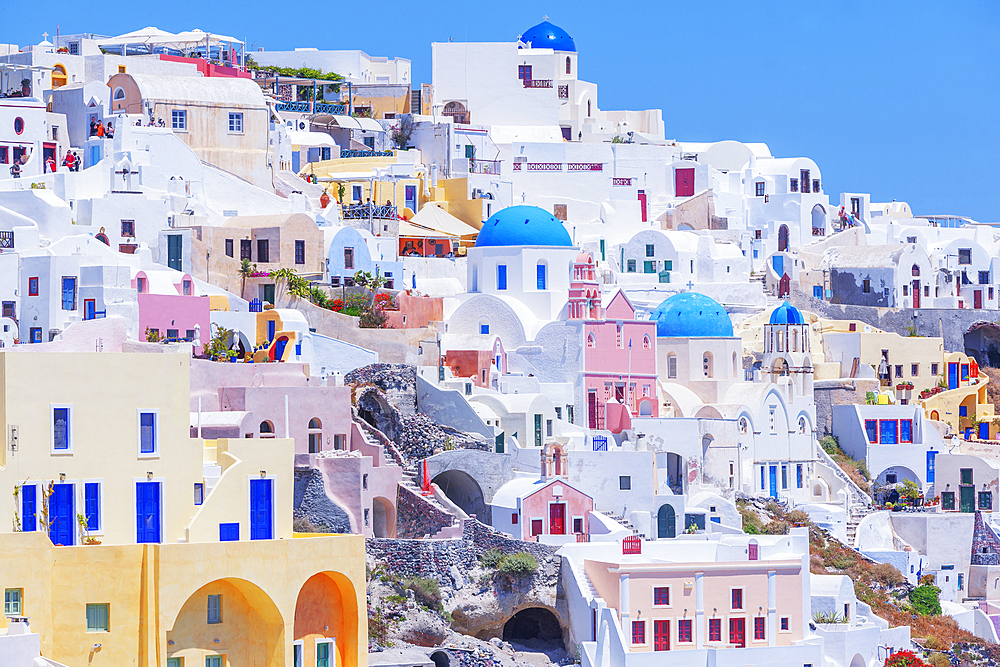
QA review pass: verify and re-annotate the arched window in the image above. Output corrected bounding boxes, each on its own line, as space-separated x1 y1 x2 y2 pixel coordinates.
748 539 759 561
587 100 591 117
799 417 807 434
259 420 274 438
912 264 920 277
52 64 67 89
733 351 738 376
587 333 596 348
703 352 713 378
739 418 749 434
667 352 677 379
114 87 126 100
536 261 547 290
776 329 785 353
566 56 571 75
643 335 651 350
792 329 798 352
308 418 322 453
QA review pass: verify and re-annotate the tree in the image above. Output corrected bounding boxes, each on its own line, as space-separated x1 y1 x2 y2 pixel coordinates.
390 115 414 150
271 267 310 301
238 259 257 300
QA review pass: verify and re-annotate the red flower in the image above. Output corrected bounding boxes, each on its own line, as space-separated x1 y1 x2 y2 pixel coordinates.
884 650 927 667
331 299 343 312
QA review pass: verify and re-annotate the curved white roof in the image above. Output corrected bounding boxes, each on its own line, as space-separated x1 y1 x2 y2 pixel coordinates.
124 73 265 107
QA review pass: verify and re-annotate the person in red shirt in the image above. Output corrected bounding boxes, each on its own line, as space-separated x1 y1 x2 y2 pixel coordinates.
65 152 76 171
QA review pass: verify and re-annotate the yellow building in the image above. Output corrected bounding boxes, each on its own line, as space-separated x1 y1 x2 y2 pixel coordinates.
0 531 366 667
0 350 293 546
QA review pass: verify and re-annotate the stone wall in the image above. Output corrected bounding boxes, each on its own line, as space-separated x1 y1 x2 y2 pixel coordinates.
814 378 880 437
396 483 455 539
293 467 352 533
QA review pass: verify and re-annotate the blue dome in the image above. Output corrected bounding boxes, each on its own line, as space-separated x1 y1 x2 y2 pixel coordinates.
769 300 804 325
649 292 733 338
475 205 573 248
520 21 576 52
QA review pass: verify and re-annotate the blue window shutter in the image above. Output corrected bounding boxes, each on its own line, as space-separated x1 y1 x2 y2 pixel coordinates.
537 264 546 290
85 482 100 531
219 522 240 541
140 412 156 453
900 419 912 442
927 451 936 482
497 265 507 290
21 485 36 532
53 408 69 449
61 277 76 310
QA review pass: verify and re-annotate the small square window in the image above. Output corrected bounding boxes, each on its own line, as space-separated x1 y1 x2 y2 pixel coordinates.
573 517 583 533
4 588 22 616
171 109 187 131
619 476 631 490
961 468 974 485
86 603 110 632
28 277 38 296
959 248 972 265
626 259 636 273
653 587 670 605
530 519 543 536
228 112 244 133
207 594 222 624
121 220 135 237
645 244 655 257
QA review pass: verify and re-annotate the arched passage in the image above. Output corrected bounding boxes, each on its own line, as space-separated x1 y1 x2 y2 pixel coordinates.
966 322 1000 367
502 607 564 648
430 651 451 667
294 572 360 667
849 654 866 667
167 578 284 667
372 496 396 538
657 504 676 539
778 224 789 252
432 470 488 521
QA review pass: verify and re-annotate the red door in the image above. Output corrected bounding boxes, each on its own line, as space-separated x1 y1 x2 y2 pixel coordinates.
913 281 920 308
549 503 566 534
729 618 745 648
637 190 647 222
675 168 695 197
654 620 670 651
588 391 597 429
975 290 983 310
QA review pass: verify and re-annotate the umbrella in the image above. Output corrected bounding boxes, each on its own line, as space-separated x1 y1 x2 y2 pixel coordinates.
95 27 177 48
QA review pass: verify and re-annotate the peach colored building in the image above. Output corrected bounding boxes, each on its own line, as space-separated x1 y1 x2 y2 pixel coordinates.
491 477 592 543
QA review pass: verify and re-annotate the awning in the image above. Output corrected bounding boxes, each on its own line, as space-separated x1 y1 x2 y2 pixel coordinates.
409 203 481 236
399 220 458 239
330 115 362 130
356 117 384 133
287 130 338 147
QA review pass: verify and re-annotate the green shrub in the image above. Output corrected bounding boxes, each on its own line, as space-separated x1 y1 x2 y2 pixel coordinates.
786 510 811 525
820 435 839 455
909 584 942 616
763 520 789 535
480 548 503 569
738 504 764 534
812 611 846 624
497 552 539 576
403 577 442 611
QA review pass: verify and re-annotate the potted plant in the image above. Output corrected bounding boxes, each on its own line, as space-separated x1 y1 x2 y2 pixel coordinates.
227 349 239 363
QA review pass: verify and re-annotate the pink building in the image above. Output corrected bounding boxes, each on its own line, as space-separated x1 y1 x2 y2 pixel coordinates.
579 291 658 430
134 269 210 354
491 475 593 544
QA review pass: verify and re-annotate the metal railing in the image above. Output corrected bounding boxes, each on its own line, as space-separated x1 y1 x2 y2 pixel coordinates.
622 535 641 554
568 163 603 172
342 203 397 220
525 162 562 172
812 227 826 236
612 177 633 186
558 84 569 99
0 231 13 249
340 149 393 158
523 79 553 88
314 102 346 115
470 159 501 175
275 101 310 113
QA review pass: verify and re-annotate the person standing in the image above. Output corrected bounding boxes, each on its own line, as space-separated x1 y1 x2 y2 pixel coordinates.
89 118 97 137
45 155 56 173
10 161 21 178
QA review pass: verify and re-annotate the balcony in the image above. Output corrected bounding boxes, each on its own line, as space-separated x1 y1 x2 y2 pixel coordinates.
314 102 346 114
276 101 310 113
567 163 603 172
812 227 826 237
525 162 562 172
522 79 553 89
470 159 501 175
343 203 397 220
558 84 569 99
340 149 393 158
612 177 633 186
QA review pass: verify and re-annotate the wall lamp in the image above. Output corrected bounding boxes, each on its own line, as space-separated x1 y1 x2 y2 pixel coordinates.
147 472 153 480
260 470 267 478
59 473 66 481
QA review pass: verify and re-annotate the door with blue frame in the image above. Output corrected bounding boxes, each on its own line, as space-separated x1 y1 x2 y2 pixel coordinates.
136 481 161 543
49 483 74 545
250 478 273 540
769 465 778 498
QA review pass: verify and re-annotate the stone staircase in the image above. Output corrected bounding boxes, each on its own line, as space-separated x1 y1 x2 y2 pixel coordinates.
845 504 872 548
599 509 646 539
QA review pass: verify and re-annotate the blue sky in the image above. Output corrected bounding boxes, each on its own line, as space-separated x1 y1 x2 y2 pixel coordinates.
16 1 1000 220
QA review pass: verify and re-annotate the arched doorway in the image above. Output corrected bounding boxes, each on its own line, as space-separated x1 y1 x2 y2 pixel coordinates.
294 572 359 667
432 470 488 521
811 204 826 235
778 225 789 252
657 504 676 538
167 578 284 667
442 101 469 124
372 496 395 538
430 651 450 667
502 608 564 648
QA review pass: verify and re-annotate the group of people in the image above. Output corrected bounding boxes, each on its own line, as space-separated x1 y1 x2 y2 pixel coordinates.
88 118 114 138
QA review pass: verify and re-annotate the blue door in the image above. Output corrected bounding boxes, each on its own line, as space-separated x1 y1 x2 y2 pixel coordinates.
926 450 936 483
267 319 276 341
136 481 161 543
274 337 288 360
981 422 990 440
949 363 959 390
84 299 95 320
21 484 36 532
768 465 778 499
405 185 417 211
772 255 784 277
89 145 100 166
250 478 273 540
292 151 300 174
49 483 74 545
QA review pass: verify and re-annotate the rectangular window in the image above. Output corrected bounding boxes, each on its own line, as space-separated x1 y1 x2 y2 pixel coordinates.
167 659 183 667
4 588 22 616
678 619 692 643
780 617 789 631
295 240 305 265
631 620 645 645
167 329 179 340
931 363 939 376
86 603 110 632
645 244 655 257
30 327 41 343
480 324 489 335
895 365 903 378
240 239 252 261
911 363 919 376
979 491 992 510
171 109 187 130
518 65 532 80
962 468 974 485
708 618 721 642
121 220 135 237
797 464 803 488
182 280 192 296
879 419 897 444
668 356 677 378
225 239 234 257
26 276 37 297
343 247 354 270
84 482 100 531
980 271 990 285
959 248 972 264
546 419 553 437
755 181 765 196
316 640 332 667
754 616 765 640
573 517 583 533
731 588 743 610
781 465 787 489
865 420 877 443
644 261 656 273
228 112 243 133
139 411 157 455
653 587 670 606
537 263 546 290
207 594 222 624
497 264 507 290
194 483 204 505
206 656 224 667
863 279 871 293
900 419 912 443
53 406 71 451
942 491 955 510
620 476 631 490
61 277 76 310
789 178 799 193
626 259 636 273
800 169 811 193
257 239 270 263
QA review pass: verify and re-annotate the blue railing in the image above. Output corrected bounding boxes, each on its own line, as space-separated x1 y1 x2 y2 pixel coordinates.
275 101 347 115
276 101 310 112
340 149 393 158
314 102 346 114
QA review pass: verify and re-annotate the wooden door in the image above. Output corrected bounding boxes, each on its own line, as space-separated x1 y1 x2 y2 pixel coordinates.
975 290 983 309
549 503 565 534
588 391 597 429
675 168 694 197
654 620 670 651
913 281 920 308
729 618 745 648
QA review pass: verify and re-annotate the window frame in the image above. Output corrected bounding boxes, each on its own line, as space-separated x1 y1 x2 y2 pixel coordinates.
316 638 335 667
753 615 765 641
137 409 159 457
979 491 992 510
51 404 73 454
619 476 631 491
631 619 645 645
4 588 22 616
207 594 223 624
731 587 743 610
86 603 110 633
295 240 306 265
171 109 187 131
228 112 244 133
707 617 722 642
677 618 692 643
653 586 670 606
28 276 39 296
83 479 103 533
